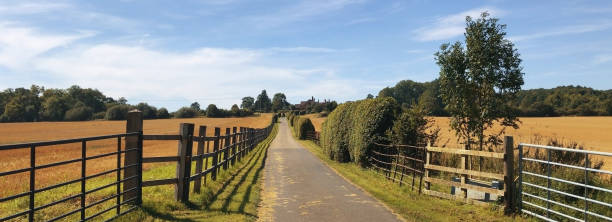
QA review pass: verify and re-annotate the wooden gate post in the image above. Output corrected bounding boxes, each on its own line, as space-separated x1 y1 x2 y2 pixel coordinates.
424 142 431 191
211 128 220 181
175 123 194 202
194 125 206 193
231 127 237 166
238 127 244 161
504 136 515 214
124 110 142 204
223 128 230 170
460 144 469 199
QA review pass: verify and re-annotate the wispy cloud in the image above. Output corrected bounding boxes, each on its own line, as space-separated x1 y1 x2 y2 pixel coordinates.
346 17 376 25
405 49 425 54
509 22 612 41
0 1 69 14
267 47 338 53
594 54 612 64
248 0 366 28
0 23 93 69
413 7 503 42
0 23 368 109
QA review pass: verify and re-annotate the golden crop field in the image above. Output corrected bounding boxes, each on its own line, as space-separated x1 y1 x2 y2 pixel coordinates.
305 115 612 170
304 114 326 132
0 114 273 197
430 117 612 152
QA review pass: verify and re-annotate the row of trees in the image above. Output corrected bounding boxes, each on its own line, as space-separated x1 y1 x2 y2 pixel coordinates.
172 102 254 119
0 86 286 122
378 80 612 117
0 85 172 122
241 90 290 112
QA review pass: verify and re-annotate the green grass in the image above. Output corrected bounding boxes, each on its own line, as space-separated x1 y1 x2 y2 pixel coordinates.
117 123 278 221
0 124 277 222
295 138 534 222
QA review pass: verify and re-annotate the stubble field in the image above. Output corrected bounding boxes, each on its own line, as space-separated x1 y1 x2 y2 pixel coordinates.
0 114 273 198
306 114 612 170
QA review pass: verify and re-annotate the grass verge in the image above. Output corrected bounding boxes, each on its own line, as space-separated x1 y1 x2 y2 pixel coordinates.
117 123 278 222
295 138 534 222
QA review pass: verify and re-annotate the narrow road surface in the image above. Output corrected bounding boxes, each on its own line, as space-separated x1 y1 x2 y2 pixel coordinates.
258 118 401 222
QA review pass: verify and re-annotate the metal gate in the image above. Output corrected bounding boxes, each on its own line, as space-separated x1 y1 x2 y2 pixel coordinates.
518 143 612 221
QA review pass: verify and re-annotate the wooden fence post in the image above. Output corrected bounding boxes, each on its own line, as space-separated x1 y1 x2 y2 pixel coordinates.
212 127 220 181
223 128 230 170
194 125 206 193
238 127 244 162
124 110 142 204
461 144 469 199
424 142 431 191
246 128 252 154
231 127 237 166
175 123 194 202
504 136 515 214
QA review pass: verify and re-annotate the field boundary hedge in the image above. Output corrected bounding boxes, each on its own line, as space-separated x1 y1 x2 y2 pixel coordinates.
320 97 399 165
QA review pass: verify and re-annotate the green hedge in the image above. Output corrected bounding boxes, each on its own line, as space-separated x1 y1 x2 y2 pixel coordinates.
320 97 399 165
292 116 315 140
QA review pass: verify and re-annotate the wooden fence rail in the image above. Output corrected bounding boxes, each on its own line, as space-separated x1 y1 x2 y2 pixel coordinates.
362 137 515 213
369 143 426 192
0 110 276 222
422 136 515 213
305 131 320 145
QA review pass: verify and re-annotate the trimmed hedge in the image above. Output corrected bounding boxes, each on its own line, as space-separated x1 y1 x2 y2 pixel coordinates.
320 97 399 165
292 116 315 140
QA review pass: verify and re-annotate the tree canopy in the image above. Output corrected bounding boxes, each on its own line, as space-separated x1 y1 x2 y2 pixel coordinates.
435 12 524 149
272 93 290 112
254 90 272 112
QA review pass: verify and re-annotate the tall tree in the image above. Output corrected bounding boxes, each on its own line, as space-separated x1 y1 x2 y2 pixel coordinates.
435 12 524 151
271 93 289 112
254 90 272 112
190 102 201 111
241 96 255 110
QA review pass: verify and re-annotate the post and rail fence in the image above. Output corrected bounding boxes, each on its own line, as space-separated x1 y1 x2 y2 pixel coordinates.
0 111 275 222
305 131 320 145
367 137 516 214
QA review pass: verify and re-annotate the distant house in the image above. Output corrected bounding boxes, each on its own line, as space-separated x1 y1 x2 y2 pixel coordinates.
294 96 337 113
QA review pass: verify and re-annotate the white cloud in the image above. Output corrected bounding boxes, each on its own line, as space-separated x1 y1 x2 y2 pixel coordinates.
0 23 93 69
0 2 69 14
509 22 612 41
413 7 502 41
0 24 370 110
248 0 366 28
267 47 338 53
594 54 612 64
346 17 376 25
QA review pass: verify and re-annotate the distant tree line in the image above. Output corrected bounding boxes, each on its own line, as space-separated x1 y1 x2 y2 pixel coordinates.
378 80 612 117
0 85 174 122
0 86 292 122
240 90 291 113
293 96 338 114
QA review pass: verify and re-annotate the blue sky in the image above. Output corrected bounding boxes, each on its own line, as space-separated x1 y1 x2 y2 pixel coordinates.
1 0 612 111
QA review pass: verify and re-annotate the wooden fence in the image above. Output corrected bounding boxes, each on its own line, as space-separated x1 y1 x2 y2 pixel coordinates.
0 110 275 222
369 143 426 192
423 136 515 213
366 136 516 213
305 131 320 145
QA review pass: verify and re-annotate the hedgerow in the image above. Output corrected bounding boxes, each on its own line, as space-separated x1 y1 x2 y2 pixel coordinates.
320 97 399 165
291 116 315 139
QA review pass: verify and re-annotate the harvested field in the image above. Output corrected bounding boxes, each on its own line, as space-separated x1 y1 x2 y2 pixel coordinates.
303 113 326 132
306 115 612 170
430 117 612 153
0 114 273 197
